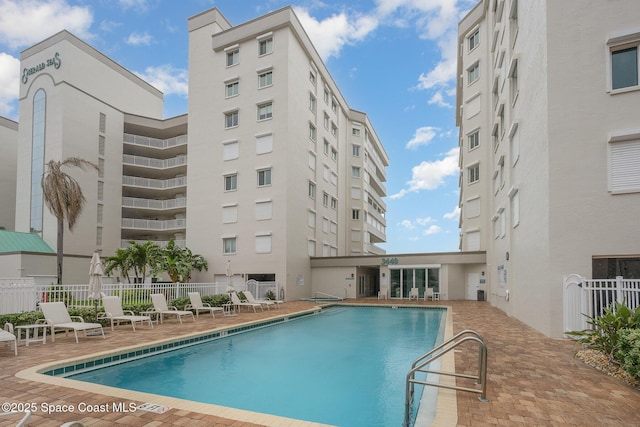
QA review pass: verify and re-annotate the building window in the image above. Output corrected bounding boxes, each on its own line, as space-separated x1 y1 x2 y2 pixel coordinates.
255 200 272 220
331 147 337 161
611 46 638 90
468 29 479 51
509 188 520 227
467 62 480 84
98 135 105 155
96 226 103 246
30 89 46 234
226 81 239 98
223 237 237 254
468 163 480 184
331 100 337 113
309 93 316 112
498 104 505 138
308 210 316 228
323 192 329 207
308 181 316 199
257 168 272 187
255 234 272 253
331 197 337 209
224 173 238 191
97 181 104 201
609 137 640 193
352 128 361 136
352 166 360 178
308 239 316 256
308 151 316 170
309 69 316 85
258 37 273 56
226 49 239 67
309 123 316 141
468 130 480 151
256 133 272 155
258 71 273 88
324 88 329 104
223 140 239 160
225 110 239 128
98 158 104 178
508 58 518 104
352 144 361 157
323 139 329 155
223 204 238 223
331 123 337 136
352 209 360 220
99 113 106 133
324 113 330 129
257 102 273 121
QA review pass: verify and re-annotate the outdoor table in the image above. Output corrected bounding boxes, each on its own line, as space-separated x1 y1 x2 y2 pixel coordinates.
15 321 49 346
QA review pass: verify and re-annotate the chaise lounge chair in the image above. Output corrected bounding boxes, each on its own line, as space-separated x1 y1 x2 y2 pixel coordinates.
150 294 195 324
243 290 276 310
0 323 17 355
231 291 262 313
99 296 153 331
39 301 105 343
186 292 224 318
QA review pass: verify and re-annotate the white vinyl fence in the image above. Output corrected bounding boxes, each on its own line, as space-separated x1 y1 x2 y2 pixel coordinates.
0 280 280 314
563 274 640 334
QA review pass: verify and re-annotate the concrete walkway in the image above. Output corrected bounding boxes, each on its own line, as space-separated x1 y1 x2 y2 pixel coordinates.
0 300 639 426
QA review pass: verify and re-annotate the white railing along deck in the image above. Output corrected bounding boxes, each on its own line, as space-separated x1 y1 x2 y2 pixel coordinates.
563 275 640 334
0 281 281 314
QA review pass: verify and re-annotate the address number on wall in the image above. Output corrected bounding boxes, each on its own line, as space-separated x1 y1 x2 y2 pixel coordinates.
381 257 399 265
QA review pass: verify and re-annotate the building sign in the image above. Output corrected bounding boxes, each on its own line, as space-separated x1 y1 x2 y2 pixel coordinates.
22 52 61 84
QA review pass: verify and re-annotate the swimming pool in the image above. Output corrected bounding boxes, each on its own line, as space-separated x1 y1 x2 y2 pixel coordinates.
62 306 445 426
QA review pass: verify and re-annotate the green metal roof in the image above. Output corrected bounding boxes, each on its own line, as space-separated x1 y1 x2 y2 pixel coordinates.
0 230 55 254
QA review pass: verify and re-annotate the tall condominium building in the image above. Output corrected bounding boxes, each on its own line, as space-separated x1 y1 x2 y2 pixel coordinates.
12 7 388 294
0 117 17 231
457 0 640 337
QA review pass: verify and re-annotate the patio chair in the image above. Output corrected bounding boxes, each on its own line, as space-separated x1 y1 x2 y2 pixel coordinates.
186 292 224 318
39 302 105 343
424 288 434 301
409 287 420 301
150 294 195 324
378 285 388 300
99 296 153 331
243 290 274 311
0 323 17 356
230 291 262 313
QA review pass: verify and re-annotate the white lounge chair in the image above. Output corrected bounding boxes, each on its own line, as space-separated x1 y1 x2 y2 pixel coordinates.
378 285 388 300
186 292 224 318
99 296 153 331
0 323 17 356
243 290 274 311
39 302 105 343
409 287 419 300
231 291 262 313
150 294 195 324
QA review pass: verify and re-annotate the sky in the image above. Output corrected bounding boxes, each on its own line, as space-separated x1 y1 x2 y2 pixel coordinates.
0 0 477 254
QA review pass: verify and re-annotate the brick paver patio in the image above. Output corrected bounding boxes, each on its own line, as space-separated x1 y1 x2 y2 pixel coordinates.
1 300 639 426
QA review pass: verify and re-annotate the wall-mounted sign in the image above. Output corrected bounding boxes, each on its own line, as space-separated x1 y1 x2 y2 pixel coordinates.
22 52 61 84
381 257 399 265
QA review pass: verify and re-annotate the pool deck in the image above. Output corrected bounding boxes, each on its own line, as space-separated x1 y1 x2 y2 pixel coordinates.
1 299 640 426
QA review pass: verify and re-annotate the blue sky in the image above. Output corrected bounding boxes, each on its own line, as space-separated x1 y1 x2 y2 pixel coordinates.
0 0 477 254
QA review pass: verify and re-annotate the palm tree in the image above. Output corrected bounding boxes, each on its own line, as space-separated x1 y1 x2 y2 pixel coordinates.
41 157 100 284
103 248 134 283
153 240 208 283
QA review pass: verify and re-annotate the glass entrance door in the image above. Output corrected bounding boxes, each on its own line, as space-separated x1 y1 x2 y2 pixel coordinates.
390 267 440 299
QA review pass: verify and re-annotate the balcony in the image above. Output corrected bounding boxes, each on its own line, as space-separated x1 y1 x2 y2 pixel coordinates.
123 154 187 170
121 239 186 248
366 243 386 255
121 218 186 231
122 176 186 200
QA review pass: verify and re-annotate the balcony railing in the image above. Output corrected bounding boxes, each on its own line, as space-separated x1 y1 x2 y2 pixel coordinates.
121 218 186 231
122 175 187 189
121 239 186 248
123 154 187 169
124 133 187 149
122 197 187 210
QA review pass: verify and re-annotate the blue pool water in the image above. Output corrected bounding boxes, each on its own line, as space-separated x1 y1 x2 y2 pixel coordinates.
69 306 444 426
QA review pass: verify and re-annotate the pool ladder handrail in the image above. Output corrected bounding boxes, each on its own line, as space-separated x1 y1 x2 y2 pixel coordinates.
404 329 488 427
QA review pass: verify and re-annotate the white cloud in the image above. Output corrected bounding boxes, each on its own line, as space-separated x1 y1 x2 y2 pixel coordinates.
0 52 19 116
428 91 452 108
406 126 439 149
127 32 153 46
294 7 379 61
399 219 415 229
416 217 434 226
443 205 460 220
118 0 149 12
390 147 459 198
0 0 93 49
134 65 188 97
423 225 442 235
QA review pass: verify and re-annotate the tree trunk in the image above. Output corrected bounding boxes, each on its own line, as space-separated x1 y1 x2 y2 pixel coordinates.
56 219 64 285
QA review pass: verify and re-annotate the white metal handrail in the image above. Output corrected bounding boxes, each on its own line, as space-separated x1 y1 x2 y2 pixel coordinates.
404 329 488 427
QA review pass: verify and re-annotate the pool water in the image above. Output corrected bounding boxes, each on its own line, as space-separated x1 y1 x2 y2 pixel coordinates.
70 306 444 426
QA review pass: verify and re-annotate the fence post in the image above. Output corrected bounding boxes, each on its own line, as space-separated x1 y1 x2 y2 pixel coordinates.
616 276 624 304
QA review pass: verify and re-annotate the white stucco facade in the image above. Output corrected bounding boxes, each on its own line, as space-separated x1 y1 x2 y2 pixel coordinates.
457 0 640 337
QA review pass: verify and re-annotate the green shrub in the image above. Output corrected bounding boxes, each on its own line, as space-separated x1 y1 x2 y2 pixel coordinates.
202 294 230 307
115 288 153 304
616 328 640 380
169 297 190 310
264 290 276 300
568 301 640 361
